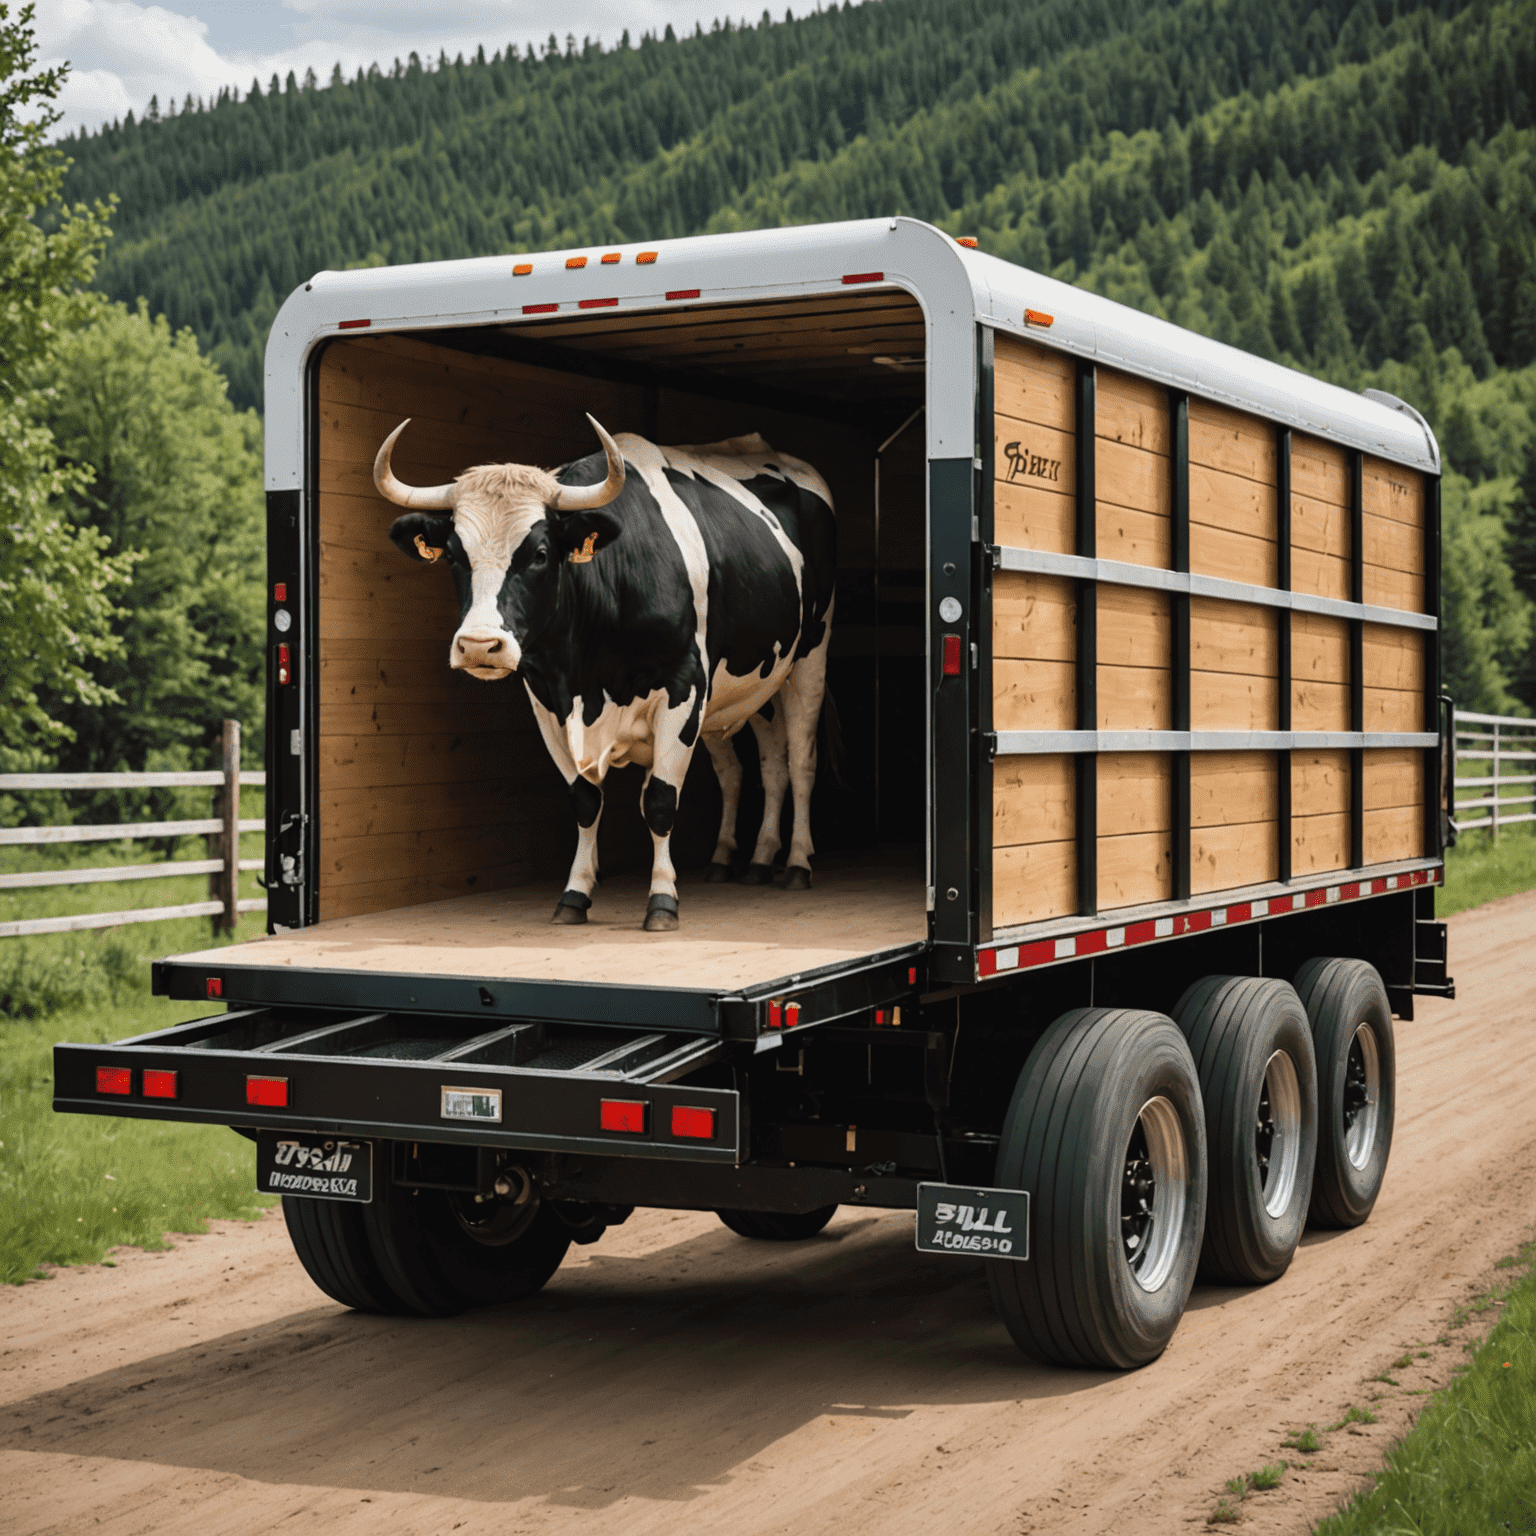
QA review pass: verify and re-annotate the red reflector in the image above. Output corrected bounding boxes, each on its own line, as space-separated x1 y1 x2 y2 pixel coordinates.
600 1099 647 1134
273 582 287 601
665 289 700 301
578 297 619 309
206 977 222 999
246 1076 288 1108
338 318 371 330
523 302 558 315
908 967 917 985
143 1069 178 1100
96 1066 132 1096
767 1000 783 1029
842 271 884 285
277 643 291 686
942 634 962 676
671 1105 715 1140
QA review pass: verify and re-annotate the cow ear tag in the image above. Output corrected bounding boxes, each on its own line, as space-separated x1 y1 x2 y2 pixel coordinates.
414 534 444 564
568 533 600 564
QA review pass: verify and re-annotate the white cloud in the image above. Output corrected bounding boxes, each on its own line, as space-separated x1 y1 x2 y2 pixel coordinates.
36 0 778 137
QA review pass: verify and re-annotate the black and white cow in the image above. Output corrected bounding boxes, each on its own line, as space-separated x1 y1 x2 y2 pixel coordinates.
375 416 836 931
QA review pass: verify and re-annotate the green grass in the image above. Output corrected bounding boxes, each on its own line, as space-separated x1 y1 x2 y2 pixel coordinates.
1439 821 1536 918
1316 1243 1536 1536
0 805 276 1283
0 994 277 1283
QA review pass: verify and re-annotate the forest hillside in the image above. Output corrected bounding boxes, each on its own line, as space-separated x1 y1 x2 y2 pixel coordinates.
54 0 1536 712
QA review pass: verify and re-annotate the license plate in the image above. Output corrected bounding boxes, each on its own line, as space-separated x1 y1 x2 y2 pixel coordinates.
256 1131 372 1202
915 1182 1028 1260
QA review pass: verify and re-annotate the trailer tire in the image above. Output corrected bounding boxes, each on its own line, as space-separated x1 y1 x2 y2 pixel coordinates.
716 1205 838 1240
361 1157 572 1316
986 1008 1206 1370
1294 958 1396 1229
1173 976 1317 1284
282 1194 411 1314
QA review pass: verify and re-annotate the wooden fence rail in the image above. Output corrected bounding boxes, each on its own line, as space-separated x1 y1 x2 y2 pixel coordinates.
1453 709 1536 837
0 721 266 939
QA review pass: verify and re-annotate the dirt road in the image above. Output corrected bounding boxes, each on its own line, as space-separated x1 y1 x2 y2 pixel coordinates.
4 891 1534 1536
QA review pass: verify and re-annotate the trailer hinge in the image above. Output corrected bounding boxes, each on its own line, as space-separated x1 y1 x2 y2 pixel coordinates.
982 731 998 761
277 810 308 886
983 543 1002 571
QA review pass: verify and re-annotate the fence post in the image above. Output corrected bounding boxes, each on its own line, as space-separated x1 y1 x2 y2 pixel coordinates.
219 719 241 932
1491 718 1501 843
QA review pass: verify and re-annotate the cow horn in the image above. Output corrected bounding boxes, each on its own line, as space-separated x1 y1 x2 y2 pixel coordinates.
551 415 626 511
373 419 457 510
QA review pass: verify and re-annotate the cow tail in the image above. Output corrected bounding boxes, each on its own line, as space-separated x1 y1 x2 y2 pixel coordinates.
817 686 847 787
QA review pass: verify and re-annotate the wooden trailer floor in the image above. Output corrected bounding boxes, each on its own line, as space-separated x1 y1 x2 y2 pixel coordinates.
178 857 926 993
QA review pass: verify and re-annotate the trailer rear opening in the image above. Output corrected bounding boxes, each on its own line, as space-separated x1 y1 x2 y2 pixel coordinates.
56 219 1453 1370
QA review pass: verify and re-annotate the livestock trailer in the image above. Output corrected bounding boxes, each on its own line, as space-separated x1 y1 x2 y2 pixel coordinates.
54 218 1455 1367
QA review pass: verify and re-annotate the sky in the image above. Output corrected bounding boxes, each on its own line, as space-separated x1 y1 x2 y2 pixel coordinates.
36 0 790 138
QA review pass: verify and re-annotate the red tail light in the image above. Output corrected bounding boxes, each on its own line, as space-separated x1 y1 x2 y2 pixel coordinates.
600 1099 647 1134
96 1066 131 1096
671 1105 715 1140
246 1076 288 1108
942 634 962 676
143 1069 178 1100
277 643 291 686
767 1000 783 1029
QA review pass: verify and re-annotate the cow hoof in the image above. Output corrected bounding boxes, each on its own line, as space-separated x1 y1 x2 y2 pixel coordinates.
740 863 775 886
643 894 680 932
704 861 733 884
784 865 812 891
550 890 591 926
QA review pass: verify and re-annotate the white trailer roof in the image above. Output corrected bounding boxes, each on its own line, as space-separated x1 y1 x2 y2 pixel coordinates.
264 216 1438 490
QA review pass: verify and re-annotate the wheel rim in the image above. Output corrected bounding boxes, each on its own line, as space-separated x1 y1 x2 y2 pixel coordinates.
1121 1095 1189 1293
447 1191 540 1247
1256 1050 1303 1218
1342 1024 1381 1170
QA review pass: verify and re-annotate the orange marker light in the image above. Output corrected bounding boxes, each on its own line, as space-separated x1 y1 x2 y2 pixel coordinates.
956 236 979 248
1025 308 1055 328
566 256 587 269
513 262 533 276
636 251 659 264
600 252 621 264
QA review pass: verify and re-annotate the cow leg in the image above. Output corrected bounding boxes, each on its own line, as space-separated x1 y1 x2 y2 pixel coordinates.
701 731 742 882
779 639 830 890
639 696 700 932
526 686 606 926
739 702 788 885
551 774 604 925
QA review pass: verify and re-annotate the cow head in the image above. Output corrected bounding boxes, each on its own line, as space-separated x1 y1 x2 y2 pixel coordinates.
376 416 625 679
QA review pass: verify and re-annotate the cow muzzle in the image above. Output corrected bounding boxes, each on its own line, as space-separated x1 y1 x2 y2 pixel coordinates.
452 631 519 679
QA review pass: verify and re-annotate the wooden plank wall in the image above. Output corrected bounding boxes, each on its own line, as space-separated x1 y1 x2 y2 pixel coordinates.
992 336 1427 932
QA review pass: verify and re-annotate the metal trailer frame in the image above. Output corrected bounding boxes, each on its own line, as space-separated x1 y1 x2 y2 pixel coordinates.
56 217 1452 1199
